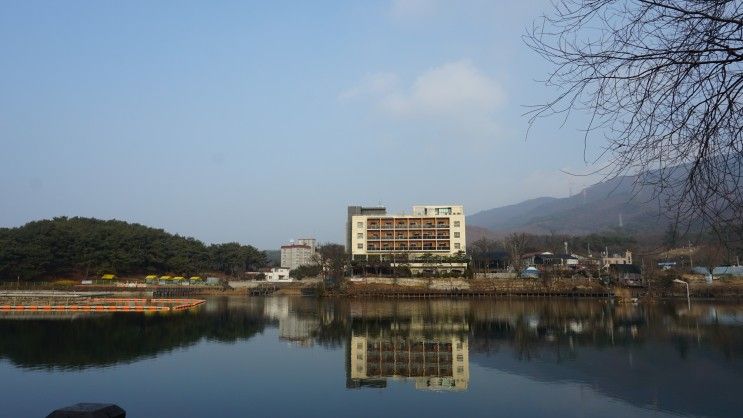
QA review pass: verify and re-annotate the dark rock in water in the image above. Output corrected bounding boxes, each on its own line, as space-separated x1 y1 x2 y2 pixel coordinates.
46 403 125 418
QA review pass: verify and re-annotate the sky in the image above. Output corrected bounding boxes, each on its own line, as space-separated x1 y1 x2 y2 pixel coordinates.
0 0 605 249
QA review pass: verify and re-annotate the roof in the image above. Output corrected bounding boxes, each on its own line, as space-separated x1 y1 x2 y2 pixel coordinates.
554 253 579 260
692 267 710 275
713 266 743 276
521 251 551 259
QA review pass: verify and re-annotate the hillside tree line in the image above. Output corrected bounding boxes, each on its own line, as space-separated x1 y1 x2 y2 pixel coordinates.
0 217 267 280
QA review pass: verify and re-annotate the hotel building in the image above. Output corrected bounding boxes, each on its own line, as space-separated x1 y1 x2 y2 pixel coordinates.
280 238 318 270
348 205 466 261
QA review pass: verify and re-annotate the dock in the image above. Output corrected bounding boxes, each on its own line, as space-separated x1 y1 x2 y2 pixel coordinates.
0 291 205 313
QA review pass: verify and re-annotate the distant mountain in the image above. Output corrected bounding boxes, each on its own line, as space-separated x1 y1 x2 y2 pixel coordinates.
467 175 670 238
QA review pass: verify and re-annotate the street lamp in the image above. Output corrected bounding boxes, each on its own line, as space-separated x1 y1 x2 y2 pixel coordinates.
673 279 690 310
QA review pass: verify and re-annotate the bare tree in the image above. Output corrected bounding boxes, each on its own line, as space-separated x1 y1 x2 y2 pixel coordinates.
695 242 727 280
525 0 743 242
470 238 491 271
312 243 348 288
505 233 530 276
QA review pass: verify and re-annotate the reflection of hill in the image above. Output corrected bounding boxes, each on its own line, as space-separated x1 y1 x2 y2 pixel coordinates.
0 301 266 370
465 300 743 418
470 343 742 418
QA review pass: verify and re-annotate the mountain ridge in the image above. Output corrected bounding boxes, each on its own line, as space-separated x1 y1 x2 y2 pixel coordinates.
467 175 669 238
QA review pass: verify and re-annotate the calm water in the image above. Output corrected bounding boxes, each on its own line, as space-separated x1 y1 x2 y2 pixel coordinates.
0 297 741 418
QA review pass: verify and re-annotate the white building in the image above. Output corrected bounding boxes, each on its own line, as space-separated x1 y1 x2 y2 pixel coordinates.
602 250 633 267
264 267 292 282
280 239 318 270
348 205 467 275
295 238 316 252
350 205 466 257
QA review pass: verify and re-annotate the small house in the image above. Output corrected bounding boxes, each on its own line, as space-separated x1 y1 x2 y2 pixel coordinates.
609 264 642 285
712 266 743 278
264 267 293 282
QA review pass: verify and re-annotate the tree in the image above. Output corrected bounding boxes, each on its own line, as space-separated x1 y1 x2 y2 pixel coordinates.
312 243 348 288
0 217 266 281
289 264 322 280
504 233 530 277
695 243 728 280
526 0 743 242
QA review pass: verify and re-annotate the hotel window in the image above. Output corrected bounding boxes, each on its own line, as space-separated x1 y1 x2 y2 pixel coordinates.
357 221 363 228
454 243 461 250
357 243 363 249
357 232 363 239
457 354 464 362
453 221 460 227
454 232 460 238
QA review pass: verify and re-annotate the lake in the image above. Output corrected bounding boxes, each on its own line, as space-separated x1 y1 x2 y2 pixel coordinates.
0 297 741 417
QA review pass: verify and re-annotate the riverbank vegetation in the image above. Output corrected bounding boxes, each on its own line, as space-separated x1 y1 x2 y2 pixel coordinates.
0 217 267 281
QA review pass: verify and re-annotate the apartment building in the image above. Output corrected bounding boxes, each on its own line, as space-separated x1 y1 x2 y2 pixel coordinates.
349 205 466 258
347 206 387 252
280 238 318 270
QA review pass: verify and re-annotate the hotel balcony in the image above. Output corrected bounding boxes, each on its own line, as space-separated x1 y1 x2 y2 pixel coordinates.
365 218 450 230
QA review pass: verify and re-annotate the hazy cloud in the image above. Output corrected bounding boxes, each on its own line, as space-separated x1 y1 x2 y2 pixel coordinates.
340 60 506 139
383 60 505 117
338 72 399 102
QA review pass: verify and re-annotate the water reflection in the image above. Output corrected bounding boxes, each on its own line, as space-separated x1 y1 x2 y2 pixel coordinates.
346 300 470 391
1 297 742 417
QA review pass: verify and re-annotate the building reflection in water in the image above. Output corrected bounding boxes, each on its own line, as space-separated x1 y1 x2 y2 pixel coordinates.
349 334 469 391
344 300 471 391
263 297 320 346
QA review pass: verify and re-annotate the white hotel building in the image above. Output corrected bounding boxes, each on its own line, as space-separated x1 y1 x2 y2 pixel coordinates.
348 205 467 273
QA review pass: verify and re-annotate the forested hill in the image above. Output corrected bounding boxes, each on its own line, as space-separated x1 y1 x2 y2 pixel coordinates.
467 175 669 238
0 217 266 281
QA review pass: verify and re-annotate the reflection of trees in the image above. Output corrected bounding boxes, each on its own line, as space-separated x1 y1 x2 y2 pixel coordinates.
312 304 349 349
0 308 266 370
3 296 742 371
512 320 540 361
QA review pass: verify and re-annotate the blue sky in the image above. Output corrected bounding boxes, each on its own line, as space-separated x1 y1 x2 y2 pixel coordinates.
0 0 604 249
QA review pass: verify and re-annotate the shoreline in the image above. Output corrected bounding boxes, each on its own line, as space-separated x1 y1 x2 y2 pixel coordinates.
2 276 742 301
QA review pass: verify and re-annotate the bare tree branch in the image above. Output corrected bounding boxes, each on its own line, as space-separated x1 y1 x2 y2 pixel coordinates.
525 0 743 243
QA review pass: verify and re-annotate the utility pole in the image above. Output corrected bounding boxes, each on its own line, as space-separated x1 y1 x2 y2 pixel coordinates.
688 241 694 269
